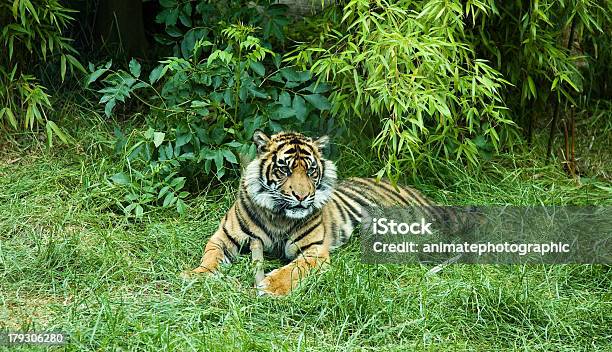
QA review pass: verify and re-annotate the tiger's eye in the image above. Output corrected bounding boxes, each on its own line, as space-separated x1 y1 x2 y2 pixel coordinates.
308 163 318 175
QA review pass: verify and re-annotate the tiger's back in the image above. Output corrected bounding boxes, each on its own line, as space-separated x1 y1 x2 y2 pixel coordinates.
323 177 435 249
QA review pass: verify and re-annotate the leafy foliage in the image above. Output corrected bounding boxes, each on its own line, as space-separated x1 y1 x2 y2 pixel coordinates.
88 23 333 217
288 0 517 180
288 0 610 180
470 0 610 134
0 0 84 143
154 0 290 57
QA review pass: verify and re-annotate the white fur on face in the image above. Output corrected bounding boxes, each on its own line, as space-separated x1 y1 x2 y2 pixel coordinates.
313 159 337 209
244 158 276 211
243 155 337 220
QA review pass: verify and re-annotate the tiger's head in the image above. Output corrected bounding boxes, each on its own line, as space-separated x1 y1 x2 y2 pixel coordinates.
244 130 337 219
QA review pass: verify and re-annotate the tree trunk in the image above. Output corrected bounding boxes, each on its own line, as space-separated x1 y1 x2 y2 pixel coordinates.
94 0 148 58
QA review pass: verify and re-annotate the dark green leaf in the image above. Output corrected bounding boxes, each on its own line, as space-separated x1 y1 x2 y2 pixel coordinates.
293 95 308 122
166 25 182 37
304 94 331 111
271 106 295 120
214 150 225 179
250 61 265 76
175 132 192 147
163 192 175 207
222 149 237 164
302 82 330 94
111 172 130 185
176 199 186 214
158 186 170 199
129 59 141 78
280 67 299 82
60 55 66 82
181 30 197 58
104 99 117 117
279 91 291 107
149 65 166 84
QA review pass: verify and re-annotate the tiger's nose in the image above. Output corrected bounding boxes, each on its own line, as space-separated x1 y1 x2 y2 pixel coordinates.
292 191 307 201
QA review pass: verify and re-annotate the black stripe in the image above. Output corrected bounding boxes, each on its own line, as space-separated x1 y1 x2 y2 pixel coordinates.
209 241 224 252
258 158 265 176
275 133 301 142
292 218 322 244
241 193 274 238
287 216 310 235
330 198 349 227
358 179 442 220
402 186 435 208
394 184 443 219
330 218 339 244
354 178 412 206
334 193 361 224
275 141 292 149
265 162 274 185
207 240 230 260
381 179 440 220
222 246 233 261
235 210 263 243
222 225 241 249
258 159 272 186
335 192 361 217
235 198 267 244
299 239 324 253
340 185 375 208
352 178 400 204
317 160 325 187
298 144 314 156
277 138 305 149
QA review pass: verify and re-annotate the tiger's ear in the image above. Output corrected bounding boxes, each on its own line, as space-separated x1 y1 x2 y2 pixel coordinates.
314 135 330 151
253 130 271 153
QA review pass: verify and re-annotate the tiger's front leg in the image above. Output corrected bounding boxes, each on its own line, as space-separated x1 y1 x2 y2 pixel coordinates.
187 230 234 275
259 224 329 296
184 204 246 276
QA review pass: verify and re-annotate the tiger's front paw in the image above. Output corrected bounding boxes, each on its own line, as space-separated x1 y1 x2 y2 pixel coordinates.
180 266 217 280
258 267 300 296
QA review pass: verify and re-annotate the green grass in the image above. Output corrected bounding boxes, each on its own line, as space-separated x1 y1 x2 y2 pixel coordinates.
0 118 611 351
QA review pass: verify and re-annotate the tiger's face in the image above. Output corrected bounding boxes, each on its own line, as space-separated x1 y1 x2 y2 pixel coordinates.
244 130 337 219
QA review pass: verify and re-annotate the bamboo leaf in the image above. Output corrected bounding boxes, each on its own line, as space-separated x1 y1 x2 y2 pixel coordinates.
60 54 67 82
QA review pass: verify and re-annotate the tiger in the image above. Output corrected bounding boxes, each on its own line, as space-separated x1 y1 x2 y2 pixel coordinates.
184 130 438 295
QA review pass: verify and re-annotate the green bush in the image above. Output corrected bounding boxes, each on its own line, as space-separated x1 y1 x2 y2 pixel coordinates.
88 22 333 217
288 0 518 181
288 0 610 180
0 0 84 144
471 0 610 139
153 0 291 52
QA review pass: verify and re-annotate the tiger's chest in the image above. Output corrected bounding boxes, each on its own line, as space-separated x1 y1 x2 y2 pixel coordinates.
259 207 357 259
